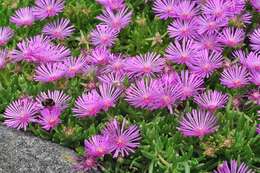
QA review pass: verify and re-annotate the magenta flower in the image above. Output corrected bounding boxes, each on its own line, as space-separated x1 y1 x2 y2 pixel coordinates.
213 160 254 173
100 54 126 75
194 33 223 52
176 70 204 100
33 0 65 20
175 0 199 21
34 62 65 83
11 35 70 63
251 0 260 12
96 0 125 11
250 28 260 53
201 0 232 20
90 24 119 48
42 18 74 40
165 39 198 66
151 78 182 113
194 90 228 112
251 71 260 86
228 0 246 15
168 18 198 40
37 107 61 131
188 50 223 78
197 15 228 35
248 89 260 105
98 73 125 87
84 135 111 157
218 27 245 47
10 7 35 27
0 27 13 46
97 7 132 31
73 90 103 118
125 78 157 109
3 98 38 130
257 111 260 134
0 49 8 69
152 0 177 20
234 50 260 72
125 52 165 78
102 119 141 158
73 155 97 172
178 109 218 138
98 84 122 111
36 90 70 111
63 56 87 78
88 47 110 66
220 64 251 88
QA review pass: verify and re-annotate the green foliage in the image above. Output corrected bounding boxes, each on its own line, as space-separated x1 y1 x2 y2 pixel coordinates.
0 0 259 172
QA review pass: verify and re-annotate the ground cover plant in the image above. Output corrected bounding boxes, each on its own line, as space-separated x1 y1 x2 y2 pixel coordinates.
0 0 259 172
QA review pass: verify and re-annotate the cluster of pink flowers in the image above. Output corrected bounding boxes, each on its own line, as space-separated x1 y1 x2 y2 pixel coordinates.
3 90 70 131
0 0 259 171
75 119 141 171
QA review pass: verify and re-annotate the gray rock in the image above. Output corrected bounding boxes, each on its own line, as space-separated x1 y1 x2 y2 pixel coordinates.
0 125 77 173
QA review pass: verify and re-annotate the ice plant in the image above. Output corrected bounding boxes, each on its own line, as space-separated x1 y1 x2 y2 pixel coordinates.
194 90 228 112
250 28 260 53
11 35 70 63
234 50 260 72
3 98 38 130
251 0 260 12
97 7 132 31
88 47 110 66
33 0 65 20
34 62 65 83
251 71 260 86
248 89 260 105
201 0 232 20
73 90 103 118
0 49 8 69
165 39 198 66
213 160 255 173
0 27 13 46
36 90 71 111
218 27 245 48
125 52 165 78
102 119 141 158
178 109 218 138
152 0 177 20
10 7 35 27
73 155 97 172
98 73 125 87
175 0 199 21
63 56 87 78
151 78 182 113
194 33 223 52
176 70 204 100
42 18 74 40
96 0 125 11
188 50 223 78
90 24 119 48
84 135 111 157
37 107 61 131
197 15 228 35
100 54 126 75
168 19 198 40
98 84 122 111
257 111 260 134
125 78 157 109
220 65 251 88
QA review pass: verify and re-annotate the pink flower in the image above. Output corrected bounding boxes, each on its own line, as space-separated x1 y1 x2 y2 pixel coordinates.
0 49 8 69
10 7 35 27
175 0 199 21
33 0 65 20
37 107 61 131
218 27 245 47
102 119 141 158
152 0 177 20
178 109 218 138
220 64 251 88
3 98 38 130
63 56 87 78
0 27 13 46
84 135 111 157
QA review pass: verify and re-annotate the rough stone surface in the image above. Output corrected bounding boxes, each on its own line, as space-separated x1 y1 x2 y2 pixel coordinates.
0 125 77 173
